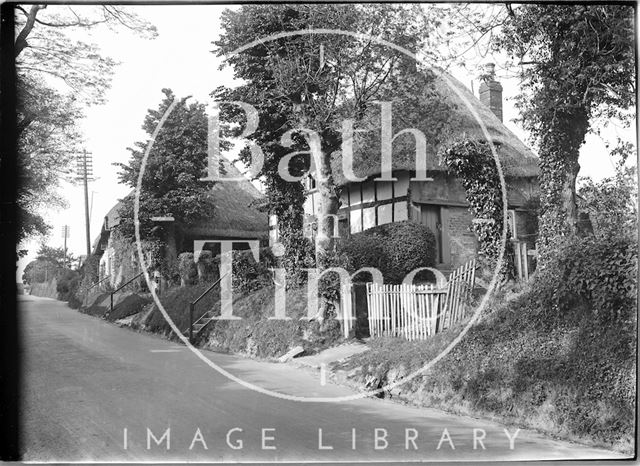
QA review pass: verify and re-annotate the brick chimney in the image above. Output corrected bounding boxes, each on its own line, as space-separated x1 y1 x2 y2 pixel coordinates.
479 63 503 122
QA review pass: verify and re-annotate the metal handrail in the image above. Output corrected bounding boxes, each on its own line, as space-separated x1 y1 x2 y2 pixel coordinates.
89 275 110 291
109 272 144 314
188 273 227 343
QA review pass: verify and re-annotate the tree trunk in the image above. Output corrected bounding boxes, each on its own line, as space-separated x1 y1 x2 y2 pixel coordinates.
314 148 340 264
537 109 589 267
163 223 178 283
15 5 45 57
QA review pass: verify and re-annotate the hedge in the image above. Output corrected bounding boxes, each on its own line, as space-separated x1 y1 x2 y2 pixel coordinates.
339 221 437 283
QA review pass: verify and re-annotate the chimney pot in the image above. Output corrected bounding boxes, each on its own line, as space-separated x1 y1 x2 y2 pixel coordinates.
479 63 503 122
483 63 496 80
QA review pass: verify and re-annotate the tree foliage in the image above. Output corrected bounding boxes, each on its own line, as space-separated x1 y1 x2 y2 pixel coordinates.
14 5 156 244
34 243 73 268
21 243 74 284
578 145 637 240
115 89 216 238
494 4 635 264
213 4 451 266
114 89 217 280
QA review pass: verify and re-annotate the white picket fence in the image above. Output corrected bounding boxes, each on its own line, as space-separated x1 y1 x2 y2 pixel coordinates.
340 259 477 341
340 283 355 338
366 283 446 340
441 259 477 330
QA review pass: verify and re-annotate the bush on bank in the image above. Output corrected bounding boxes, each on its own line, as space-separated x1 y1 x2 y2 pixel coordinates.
335 233 637 453
145 283 342 359
339 221 437 283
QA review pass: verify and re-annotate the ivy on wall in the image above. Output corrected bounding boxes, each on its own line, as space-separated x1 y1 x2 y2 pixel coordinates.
110 230 163 288
441 138 513 278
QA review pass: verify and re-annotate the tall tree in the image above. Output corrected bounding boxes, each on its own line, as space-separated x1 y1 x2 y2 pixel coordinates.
495 4 635 264
115 89 217 275
13 5 156 244
34 243 71 268
214 4 449 264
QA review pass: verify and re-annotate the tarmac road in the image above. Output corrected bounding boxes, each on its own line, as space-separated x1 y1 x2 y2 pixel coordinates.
19 295 627 462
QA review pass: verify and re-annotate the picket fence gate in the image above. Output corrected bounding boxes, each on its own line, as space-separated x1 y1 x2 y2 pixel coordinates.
340 259 477 341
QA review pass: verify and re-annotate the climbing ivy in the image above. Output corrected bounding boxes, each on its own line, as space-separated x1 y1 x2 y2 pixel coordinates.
495 4 635 266
441 138 513 278
110 229 162 288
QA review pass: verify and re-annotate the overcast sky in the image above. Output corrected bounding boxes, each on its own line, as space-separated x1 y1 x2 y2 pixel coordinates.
16 4 636 278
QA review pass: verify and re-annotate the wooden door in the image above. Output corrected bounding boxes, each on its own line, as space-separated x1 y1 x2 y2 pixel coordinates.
421 205 442 263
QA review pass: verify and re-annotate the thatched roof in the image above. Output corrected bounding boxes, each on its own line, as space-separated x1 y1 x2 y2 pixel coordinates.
187 159 268 238
104 200 123 230
93 158 267 249
91 199 125 255
329 70 539 186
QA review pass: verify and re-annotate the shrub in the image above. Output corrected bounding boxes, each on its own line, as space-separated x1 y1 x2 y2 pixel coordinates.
578 164 637 239
56 269 81 302
178 252 198 286
196 250 216 282
339 221 437 283
279 233 316 286
339 232 384 275
337 231 637 452
203 285 343 358
145 280 344 358
109 293 152 321
146 281 221 334
74 254 101 304
316 248 352 318
532 232 637 329
213 247 277 294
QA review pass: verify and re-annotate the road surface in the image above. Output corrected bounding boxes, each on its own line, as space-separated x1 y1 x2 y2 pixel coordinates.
19 295 626 462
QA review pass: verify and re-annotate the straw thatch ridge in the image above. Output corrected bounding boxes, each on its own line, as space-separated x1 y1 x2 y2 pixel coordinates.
93 159 267 252
187 158 268 238
92 199 125 255
329 70 539 186
104 200 123 230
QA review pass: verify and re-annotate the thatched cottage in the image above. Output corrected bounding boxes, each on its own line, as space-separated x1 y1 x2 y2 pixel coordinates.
270 66 539 273
94 159 268 286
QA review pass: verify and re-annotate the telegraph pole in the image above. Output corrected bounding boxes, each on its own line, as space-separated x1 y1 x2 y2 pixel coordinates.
76 151 93 257
61 225 70 268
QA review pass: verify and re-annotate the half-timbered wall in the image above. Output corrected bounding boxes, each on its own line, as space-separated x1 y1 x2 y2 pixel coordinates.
337 172 411 235
269 171 538 271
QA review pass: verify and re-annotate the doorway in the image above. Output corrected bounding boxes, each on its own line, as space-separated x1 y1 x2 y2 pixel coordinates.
419 204 450 265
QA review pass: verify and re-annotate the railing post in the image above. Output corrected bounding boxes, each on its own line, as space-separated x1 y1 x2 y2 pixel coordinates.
189 302 194 344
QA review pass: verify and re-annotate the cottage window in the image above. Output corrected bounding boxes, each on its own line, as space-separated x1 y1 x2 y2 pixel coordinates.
377 204 393 225
393 201 408 221
362 207 376 230
350 209 362 233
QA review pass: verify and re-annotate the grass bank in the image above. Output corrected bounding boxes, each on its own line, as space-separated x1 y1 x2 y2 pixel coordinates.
334 285 636 453
143 283 343 359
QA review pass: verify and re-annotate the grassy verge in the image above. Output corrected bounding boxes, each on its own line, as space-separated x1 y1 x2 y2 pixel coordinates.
109 293 152 321
144 283 343 359
80 291 152 322
334 286 636 453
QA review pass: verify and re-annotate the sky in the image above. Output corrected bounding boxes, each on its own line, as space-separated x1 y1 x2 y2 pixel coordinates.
16 4 637 279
